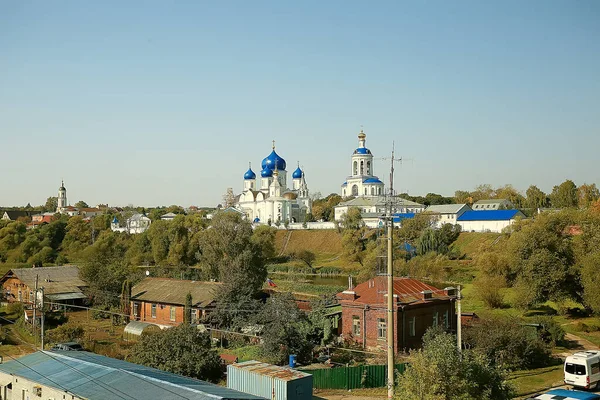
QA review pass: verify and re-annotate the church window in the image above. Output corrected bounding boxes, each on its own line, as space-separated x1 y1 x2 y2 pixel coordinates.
360 160 364 175
353 161 358 175
352 185 358 196
367 161 371 175
343 189 346 196
371 187 375 195
378 187 382 195
364 188 367 195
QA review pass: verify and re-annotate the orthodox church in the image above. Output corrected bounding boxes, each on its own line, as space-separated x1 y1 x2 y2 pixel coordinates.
341 130 385 197
235 142 311 223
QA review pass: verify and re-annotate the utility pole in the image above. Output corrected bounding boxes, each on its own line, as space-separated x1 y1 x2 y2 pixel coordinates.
40 287 45 350
386 145 396 400
33 274 38 348
457 285 462 353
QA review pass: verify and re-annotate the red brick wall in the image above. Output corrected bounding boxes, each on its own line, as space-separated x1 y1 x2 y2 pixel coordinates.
340 300 456 352
132 301 184 327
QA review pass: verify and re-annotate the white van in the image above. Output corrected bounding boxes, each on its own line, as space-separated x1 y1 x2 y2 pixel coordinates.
564 350 600 389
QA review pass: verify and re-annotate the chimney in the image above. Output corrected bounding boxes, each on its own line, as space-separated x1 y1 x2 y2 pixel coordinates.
444 287 456 296
421 290 433 300
339 275 357 300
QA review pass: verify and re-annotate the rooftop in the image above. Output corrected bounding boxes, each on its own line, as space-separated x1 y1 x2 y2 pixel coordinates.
131 278 222 307
0 351 263 400
338 196 424 208
457 210 524 221
338 276 453 305
229 361 312 382
1 266 87 296
425 204 470 214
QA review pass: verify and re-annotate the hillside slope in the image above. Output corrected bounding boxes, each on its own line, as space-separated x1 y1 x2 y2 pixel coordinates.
275 230 343 257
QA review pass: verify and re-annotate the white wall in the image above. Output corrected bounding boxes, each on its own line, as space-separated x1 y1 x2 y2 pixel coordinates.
457 219 515 233
0 373 84 400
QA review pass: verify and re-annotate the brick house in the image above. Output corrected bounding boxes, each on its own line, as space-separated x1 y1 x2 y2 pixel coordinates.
130 278 222 328
0 266 88 306
337 276 457 352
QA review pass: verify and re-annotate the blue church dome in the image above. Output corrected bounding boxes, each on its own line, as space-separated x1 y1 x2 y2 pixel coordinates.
354 147 372 155
261 167 273 178
292 166 303 179
363 178 383 184
244 167 256 180
261 149 286 171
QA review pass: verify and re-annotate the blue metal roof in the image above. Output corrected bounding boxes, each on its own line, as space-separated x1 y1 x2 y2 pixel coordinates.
363 178 383 184
539 389 600 399
392 213 415 223
457 210 522 221
353 148 371 155
260 167 273 178
0 351 264 400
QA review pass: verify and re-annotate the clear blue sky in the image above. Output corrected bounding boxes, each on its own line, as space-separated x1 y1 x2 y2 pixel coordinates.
1 1 598 207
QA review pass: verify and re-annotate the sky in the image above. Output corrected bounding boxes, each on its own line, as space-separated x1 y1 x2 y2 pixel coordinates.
1 1 599 208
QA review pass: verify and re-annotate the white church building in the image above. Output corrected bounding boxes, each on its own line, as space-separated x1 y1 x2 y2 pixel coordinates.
341 130 385 198
234 142 311 224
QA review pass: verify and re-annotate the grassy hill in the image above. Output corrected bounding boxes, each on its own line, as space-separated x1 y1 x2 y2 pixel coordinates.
450 232 504 258
274 230 343 257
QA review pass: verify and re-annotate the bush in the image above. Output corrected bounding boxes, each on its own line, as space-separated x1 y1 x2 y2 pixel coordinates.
575 322 600 333
474 275 506 309
463 315 553 370
532 316 566 346
46 324 85 345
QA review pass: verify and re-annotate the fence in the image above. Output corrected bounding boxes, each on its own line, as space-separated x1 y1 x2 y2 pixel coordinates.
303 363 407 390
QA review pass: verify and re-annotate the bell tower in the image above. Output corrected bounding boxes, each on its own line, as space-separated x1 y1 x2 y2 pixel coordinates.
57 180 67 212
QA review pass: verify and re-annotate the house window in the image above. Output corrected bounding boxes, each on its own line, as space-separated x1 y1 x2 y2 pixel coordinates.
151 304 157 318
133 303 139 317
377 318 386 340
191 309 198 324
409 317 416 337
170 306 176 321
433 311 439 328
352 316 361 336
443 310 449 329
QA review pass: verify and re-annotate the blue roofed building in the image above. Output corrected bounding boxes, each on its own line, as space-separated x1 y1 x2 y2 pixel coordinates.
340 129 385 198
0 351 265 400
456 209 526 233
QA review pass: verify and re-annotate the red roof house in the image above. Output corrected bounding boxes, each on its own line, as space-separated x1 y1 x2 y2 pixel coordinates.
337 276 457 352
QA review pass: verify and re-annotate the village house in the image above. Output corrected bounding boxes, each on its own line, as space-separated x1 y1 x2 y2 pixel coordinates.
130 278 222 328
456 209 525 233
1 210 36 221
0 266 88 307
337 276 456 352
425 204 472 228
111 213 152 234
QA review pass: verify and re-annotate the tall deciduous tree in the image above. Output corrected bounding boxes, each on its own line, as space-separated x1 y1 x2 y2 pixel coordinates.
44 196 58 212
577 183 600 208
525 185 548 210
74 200 89 208
549 180 578 208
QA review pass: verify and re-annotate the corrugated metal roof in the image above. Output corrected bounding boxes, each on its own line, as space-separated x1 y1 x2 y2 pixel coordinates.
457 210 523 221
0 351 264 400
337 197 424 208
230 361 311 381
131 278 222 307
338 276 452 305
1 265 87 296
425 204 470 214
473 199 510 205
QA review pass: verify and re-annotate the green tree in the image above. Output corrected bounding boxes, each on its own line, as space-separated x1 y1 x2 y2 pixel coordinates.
184 292 192 324
454 190 472 204
251 225 276 260
580 252 600 314
494 185 525 209
577 183 600 208
525 185 548 210
62 216 92 258
256 293 315 365
44 196 58 212
74 200 89 208
397 329 514 400
295 250 316 269
549 180 578 208
130 324 222 382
